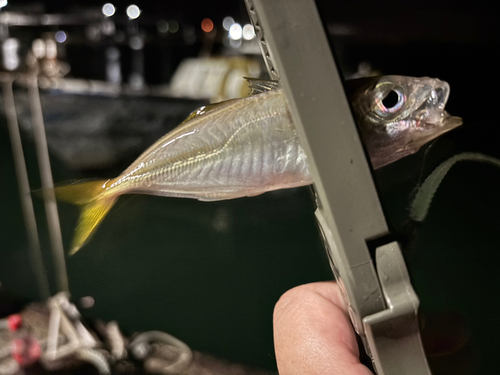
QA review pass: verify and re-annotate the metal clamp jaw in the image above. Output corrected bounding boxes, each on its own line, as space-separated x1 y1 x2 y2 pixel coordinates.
317 209 430 374
362 242 430 374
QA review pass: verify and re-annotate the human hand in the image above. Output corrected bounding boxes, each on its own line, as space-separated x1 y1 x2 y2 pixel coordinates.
273 281 373 375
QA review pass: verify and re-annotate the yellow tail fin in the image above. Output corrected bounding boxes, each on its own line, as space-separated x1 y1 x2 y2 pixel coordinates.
53 180 117 255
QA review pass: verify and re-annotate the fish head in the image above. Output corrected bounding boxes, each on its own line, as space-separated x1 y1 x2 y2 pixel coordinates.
349 75 463 168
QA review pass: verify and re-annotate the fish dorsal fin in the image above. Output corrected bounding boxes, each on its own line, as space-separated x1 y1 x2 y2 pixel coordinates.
179 78 279 126
179 99 238 125
244 77 280 95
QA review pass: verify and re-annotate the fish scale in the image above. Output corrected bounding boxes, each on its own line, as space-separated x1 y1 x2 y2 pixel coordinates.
120 96 300 196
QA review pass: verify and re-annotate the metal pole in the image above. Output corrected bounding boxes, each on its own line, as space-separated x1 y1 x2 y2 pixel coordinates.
2 78 50 299
27 75 69 293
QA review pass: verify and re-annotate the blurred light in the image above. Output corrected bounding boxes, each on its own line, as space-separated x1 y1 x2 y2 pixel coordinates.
45 40 57 59
129 35 143 50
242 24 255 40
212 208 230 233
101 19 115 35
32 39 45 59
102 3 115 17
201 18 213 33
106 46 120 60
129 72 144 89
222 16 234 31
169 20 179 33
85 24 101 41
80 296 95 309
2 38 20 71
106 47 121 83
0 0 7 8
126 4 141 19
157 20 169 33
55 30 67 43
229 38 242 49
229 23 242 40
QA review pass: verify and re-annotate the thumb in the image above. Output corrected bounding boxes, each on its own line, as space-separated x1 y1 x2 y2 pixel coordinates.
273 281 373 375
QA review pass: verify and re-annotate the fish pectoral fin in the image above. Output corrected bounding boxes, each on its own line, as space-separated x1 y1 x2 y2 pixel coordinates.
70 196 117 255
244 77 280 95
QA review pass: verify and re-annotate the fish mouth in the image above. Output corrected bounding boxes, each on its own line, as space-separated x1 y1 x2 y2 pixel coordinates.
411 113 463 149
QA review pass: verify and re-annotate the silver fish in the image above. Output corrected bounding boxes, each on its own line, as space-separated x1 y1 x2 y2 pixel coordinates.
53 76 462 254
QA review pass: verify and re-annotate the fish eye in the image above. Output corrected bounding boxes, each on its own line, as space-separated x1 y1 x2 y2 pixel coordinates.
374 86 406 116
382 90 399 109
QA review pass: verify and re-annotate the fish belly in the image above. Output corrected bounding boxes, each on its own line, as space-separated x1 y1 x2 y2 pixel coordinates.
114 90 313 201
